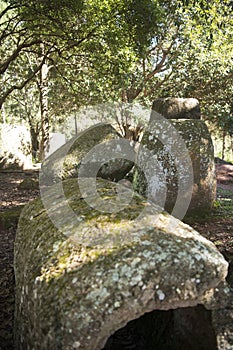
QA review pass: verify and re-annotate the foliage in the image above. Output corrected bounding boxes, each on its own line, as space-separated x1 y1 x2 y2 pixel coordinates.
158 0 233 137
1 0 166 155
0 0 233 154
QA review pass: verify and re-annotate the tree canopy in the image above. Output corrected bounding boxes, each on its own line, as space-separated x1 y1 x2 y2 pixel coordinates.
159 0 233 133
0 0 232 158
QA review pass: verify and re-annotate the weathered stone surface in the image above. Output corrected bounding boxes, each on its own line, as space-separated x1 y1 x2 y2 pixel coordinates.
152 98 201 119
133 119 216 217
14 178 228 350
40 123 135 185
0 124 32 170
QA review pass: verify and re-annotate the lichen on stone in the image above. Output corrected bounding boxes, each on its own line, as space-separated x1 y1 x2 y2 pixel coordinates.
133 119 216 217
14 178 228 350
40 123 135 185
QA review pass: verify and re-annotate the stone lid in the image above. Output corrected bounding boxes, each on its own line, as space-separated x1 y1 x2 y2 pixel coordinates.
151 98 201 120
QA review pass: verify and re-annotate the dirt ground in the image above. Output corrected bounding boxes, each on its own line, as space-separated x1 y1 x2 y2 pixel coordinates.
0 170 40 350
192 161 233 256
0 162 233 350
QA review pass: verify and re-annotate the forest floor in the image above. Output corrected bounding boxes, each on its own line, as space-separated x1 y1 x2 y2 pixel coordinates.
0 161 233 349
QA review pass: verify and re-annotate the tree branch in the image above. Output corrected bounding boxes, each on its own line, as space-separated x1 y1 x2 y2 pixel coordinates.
128 40 175 102
0 4 18 20
0 39 43 75
146 70 173 97
0 50 51 109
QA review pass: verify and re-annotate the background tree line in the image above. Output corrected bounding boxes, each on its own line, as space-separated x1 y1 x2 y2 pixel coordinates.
0 0 232 160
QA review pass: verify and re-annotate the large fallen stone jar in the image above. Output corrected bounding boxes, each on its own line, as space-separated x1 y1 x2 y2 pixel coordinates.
40 123 135 185
14 178 229 350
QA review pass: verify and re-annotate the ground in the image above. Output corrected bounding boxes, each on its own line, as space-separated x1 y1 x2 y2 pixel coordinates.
0 170 39 350
0 162 232 350
191 160 233 256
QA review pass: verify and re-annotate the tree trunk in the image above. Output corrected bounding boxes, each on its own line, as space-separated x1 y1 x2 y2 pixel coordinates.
222 127 226 160
0 104 6 123
39 49 50 161
231 136 233 160
29 121 40 161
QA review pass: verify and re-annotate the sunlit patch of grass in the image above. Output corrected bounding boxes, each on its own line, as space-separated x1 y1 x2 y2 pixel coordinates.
212 197 233 218
185 193 233 225
217 187 233 197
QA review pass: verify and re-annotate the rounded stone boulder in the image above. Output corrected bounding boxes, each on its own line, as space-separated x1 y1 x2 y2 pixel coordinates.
40 123 135 185
14 178 228 350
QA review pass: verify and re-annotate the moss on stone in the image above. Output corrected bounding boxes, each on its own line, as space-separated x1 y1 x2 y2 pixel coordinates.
41 123 135 185
133 119 216 217
14 178 228 350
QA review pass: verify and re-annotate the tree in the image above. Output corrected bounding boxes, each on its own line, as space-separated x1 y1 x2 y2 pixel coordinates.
158 0 233 137
1 0 159 147
1 0 168 150
35 0 185 140
0 0 87 157
2 0 232 153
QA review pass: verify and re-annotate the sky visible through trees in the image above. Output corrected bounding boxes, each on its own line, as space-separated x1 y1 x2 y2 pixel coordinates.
0 0 232 159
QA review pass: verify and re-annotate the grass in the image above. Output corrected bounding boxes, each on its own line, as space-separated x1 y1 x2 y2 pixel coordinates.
184 187 233 225
213 187 233 218
212 198 233 218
